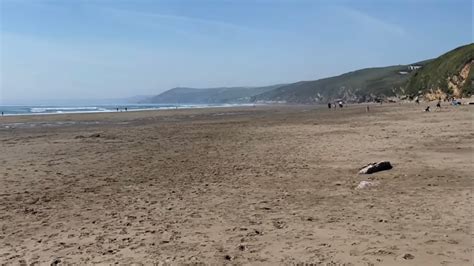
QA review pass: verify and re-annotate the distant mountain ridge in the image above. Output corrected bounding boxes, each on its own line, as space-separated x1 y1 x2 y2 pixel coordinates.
142 85 284 104
144 44 473 104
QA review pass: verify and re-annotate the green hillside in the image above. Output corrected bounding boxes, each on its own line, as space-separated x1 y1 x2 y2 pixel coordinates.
405 43 473 98
251 65 415 103
144 44 473 104
252 44 472 103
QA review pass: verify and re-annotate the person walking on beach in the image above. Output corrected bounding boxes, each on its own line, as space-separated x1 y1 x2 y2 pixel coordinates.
436 100 441 111
125 107 128 112
327 103 331 109
366 105 370 112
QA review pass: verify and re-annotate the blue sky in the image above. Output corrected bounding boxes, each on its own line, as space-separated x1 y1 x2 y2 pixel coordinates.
0 0 472 103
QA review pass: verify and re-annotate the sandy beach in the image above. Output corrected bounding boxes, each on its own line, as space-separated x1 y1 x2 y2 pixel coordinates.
0 104 472 265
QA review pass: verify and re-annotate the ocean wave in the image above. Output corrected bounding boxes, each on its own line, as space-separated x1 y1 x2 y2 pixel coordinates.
0 104 253 116
30 107 109 113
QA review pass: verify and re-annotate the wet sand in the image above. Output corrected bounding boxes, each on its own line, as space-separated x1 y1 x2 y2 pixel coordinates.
0 104 472 265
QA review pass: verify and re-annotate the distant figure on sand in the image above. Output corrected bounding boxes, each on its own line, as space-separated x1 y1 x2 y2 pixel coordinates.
116 107 119 112
338 101 343 108
125 107 128 112
415 98 420 104
425 106 430 112
1 112 3 116
436 101 441 110
327 103 331 109
452 99 461 106
366 105 370 112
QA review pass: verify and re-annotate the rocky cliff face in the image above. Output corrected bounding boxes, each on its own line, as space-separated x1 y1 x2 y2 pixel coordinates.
448 60 472 97
424 60 472 100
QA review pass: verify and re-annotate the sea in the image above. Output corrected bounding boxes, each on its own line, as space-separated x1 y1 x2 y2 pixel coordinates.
0 103 248 116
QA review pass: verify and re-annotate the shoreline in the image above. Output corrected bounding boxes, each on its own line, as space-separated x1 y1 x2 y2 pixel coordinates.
2 98 471 118
1 100 469 118
0 103 261 117
0 104 279 129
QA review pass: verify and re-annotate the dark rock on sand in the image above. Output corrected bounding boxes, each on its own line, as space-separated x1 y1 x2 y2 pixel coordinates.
359 161 393 174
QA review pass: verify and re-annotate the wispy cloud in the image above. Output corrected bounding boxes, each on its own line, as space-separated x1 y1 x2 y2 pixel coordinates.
97 7 258 35
339 6 406 36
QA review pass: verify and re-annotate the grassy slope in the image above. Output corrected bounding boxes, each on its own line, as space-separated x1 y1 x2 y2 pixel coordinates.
252 65 412 103
405 43 474 97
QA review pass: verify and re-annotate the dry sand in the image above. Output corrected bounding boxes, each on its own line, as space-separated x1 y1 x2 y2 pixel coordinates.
0 104 472 265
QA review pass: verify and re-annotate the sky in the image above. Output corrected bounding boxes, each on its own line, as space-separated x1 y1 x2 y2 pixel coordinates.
0 0 472 104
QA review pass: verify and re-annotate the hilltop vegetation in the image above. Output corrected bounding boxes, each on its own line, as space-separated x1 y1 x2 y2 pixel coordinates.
405 43 473 99
145 44 473 104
